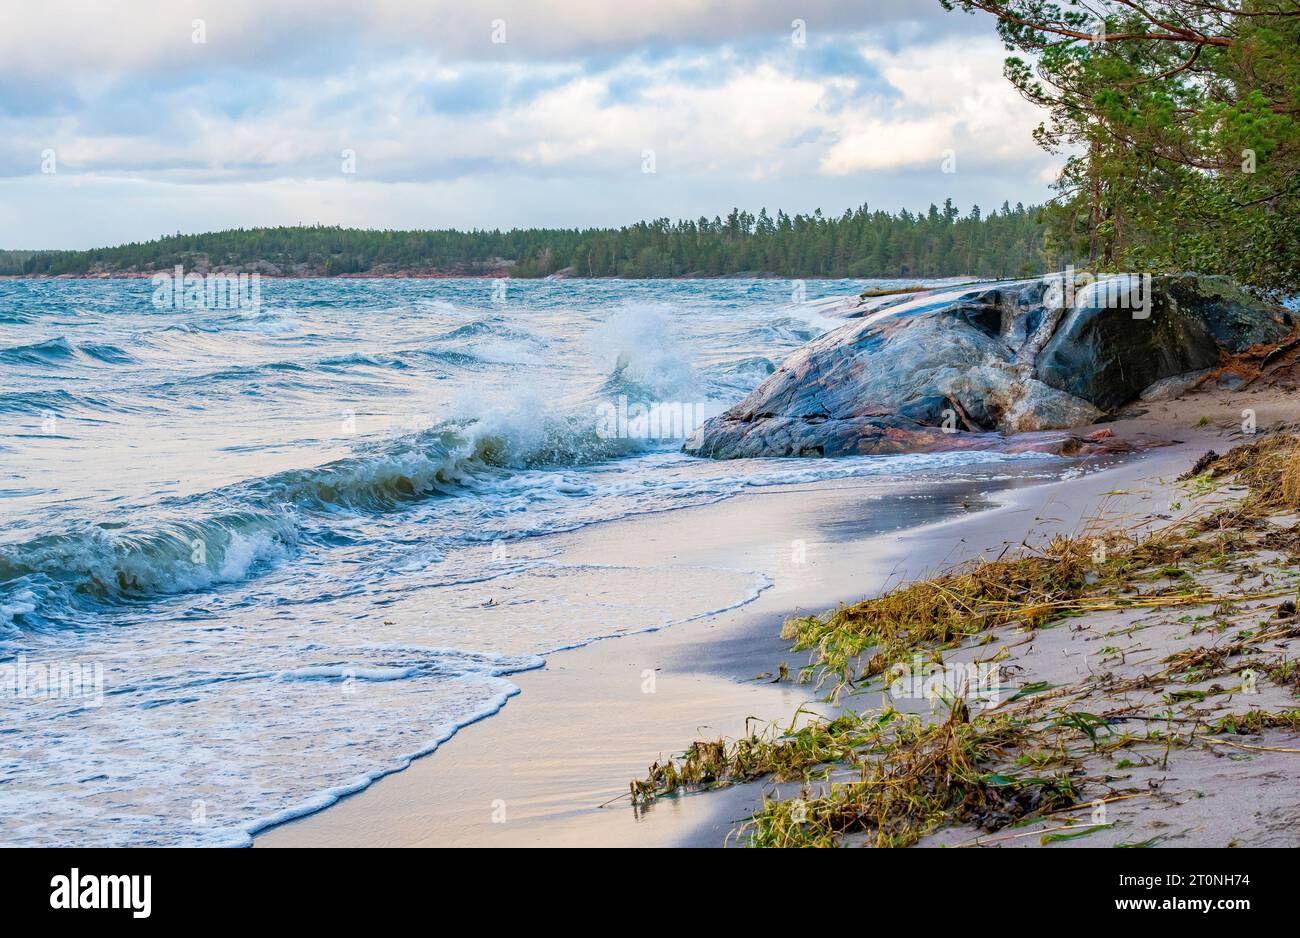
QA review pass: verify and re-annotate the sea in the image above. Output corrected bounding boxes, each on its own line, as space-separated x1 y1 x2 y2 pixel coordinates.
0 276 1066 845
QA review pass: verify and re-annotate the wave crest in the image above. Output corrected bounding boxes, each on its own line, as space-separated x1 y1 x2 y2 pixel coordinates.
0 337 135 367
0 512 299 636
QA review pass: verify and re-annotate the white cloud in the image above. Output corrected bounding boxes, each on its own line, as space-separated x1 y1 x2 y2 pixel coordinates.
820 38 1048 175
0 3 1059 247
1 0 979 79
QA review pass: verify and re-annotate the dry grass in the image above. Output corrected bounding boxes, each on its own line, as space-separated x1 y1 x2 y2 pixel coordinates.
1283 447 1300 507
630 708 896 804
741 704 1079 848
785 435 1300 697
1192 432 1300 517
782 526 1258 697
629 433 1300 847
1208 707 1300 736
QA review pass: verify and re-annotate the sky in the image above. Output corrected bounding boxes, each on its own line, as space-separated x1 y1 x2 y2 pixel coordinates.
0 0 1061 249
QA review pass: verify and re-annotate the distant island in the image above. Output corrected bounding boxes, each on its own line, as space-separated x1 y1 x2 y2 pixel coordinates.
0 201 1048 280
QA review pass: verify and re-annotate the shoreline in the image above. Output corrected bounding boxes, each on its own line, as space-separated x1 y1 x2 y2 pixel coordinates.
632 385 1300 848
0 272 978 283
258 391 1273 847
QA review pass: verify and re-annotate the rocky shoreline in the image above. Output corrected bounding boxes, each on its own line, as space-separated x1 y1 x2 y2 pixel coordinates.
635 399 1300 848
687 273 1296 460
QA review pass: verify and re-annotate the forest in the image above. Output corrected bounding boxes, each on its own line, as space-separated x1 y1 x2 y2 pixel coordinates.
0 201 1049 280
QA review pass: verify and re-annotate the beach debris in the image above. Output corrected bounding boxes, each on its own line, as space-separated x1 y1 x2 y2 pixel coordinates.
631 433 1300 847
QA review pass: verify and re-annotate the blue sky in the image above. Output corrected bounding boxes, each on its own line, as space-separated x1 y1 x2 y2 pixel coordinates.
0 0 1060 249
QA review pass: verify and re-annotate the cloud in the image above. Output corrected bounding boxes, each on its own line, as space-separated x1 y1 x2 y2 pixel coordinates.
820 38 1048 174
4 37 1042 180
1 1 983 83
0 1 1057 247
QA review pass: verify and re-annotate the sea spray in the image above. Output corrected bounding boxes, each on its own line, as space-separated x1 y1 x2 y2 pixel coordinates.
587 304 702 400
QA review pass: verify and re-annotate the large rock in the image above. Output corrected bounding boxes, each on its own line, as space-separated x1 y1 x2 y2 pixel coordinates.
1169 274 1295 350
686 273 1292 459
1033 277 1223 411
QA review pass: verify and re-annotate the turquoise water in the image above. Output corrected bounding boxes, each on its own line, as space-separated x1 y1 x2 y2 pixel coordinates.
0 276 1059 845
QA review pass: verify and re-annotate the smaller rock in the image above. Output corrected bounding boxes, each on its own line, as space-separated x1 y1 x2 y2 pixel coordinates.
1139 370 1213 402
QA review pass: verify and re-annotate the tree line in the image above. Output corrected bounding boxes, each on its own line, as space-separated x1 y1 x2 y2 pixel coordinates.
0 201 1050 280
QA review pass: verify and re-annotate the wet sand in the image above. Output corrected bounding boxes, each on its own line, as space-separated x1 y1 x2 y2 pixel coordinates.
260 376 1300 848
257 441 1228 846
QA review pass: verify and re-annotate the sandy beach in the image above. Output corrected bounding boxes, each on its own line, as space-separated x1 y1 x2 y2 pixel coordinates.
258 378 1300 848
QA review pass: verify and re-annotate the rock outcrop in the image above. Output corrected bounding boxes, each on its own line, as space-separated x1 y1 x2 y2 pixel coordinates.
685 273 1294 459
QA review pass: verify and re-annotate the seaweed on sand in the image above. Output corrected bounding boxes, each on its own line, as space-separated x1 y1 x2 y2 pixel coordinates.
782 524 1265 698
740 705 1079 848
629 434 1300 846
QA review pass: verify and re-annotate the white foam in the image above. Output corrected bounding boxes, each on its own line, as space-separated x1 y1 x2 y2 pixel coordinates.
0 589 37 638
586 304 701 399
0 642 546 847
278 664 420 681
466 339 542 365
